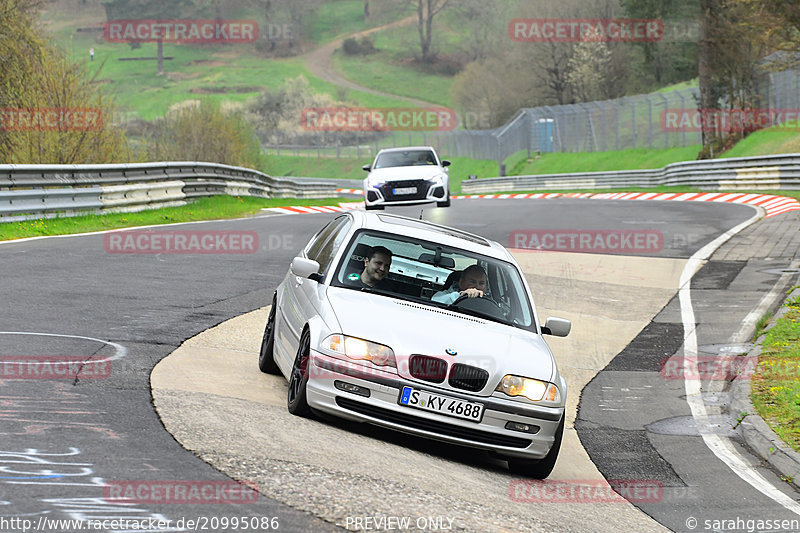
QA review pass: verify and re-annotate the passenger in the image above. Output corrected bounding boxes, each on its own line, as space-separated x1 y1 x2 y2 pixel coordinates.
346 245 394 289
432 264 488 304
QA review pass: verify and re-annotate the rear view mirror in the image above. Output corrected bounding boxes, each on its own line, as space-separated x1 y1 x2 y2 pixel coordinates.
441 160 451 167
362 164 371 171
541 317 571 337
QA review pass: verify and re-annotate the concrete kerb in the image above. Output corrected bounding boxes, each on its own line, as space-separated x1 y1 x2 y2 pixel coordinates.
731 285 800 485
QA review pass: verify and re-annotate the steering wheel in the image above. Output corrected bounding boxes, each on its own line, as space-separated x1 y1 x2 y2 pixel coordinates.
450 293 504 317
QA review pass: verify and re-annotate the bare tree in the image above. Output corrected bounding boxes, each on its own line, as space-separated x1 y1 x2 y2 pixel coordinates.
407 0 454 62
455 0 506 62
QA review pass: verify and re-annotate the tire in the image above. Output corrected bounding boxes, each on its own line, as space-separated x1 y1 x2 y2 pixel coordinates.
436 195 451 208
258 293 280 374
507 416 564 479
287 328 313 417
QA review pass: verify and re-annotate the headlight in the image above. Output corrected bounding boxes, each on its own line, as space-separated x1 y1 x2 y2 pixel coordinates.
430 173 445 185
496 375 560 402
324 334 396 368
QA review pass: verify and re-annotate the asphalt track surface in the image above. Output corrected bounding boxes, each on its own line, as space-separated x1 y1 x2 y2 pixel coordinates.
1 198 798 532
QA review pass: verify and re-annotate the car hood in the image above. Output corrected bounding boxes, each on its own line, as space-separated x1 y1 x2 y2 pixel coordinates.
325 287 556 393
366 166 446 183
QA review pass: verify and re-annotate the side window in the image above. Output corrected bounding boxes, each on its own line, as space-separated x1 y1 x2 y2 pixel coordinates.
305 216 348 262
305 216 351 275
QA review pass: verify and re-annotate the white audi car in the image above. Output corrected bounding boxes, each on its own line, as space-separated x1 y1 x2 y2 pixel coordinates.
362 146 451 209
258 211 570 478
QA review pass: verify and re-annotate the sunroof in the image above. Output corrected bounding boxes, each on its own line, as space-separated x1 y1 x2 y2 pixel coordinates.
376 214 491 246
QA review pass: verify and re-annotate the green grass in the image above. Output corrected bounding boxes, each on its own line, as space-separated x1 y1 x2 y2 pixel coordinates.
77 46 412 119
263 155 369 180
652 79 698 93
751 305 800 453
508 146 703 175
308 0 379 44
41 2 416 120
262 153 498 194
0 196 359 241
720 126 800 158
330 22 457 108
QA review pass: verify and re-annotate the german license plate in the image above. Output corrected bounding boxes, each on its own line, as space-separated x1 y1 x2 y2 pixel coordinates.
393 187 417 195
399 386 484 422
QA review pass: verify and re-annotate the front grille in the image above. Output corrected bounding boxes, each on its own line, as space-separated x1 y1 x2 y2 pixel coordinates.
409 355 448 383
449 364 489 392
336 397 532 448
380 180 431 201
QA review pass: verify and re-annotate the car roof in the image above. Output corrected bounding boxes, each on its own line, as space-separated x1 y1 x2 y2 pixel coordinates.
345 210 512 260
375 146 436 154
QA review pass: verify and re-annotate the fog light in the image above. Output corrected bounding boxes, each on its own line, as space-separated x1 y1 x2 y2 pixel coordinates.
505 421 540 434
334 380 370 397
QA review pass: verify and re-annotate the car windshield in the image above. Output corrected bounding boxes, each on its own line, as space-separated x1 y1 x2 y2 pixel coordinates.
331 230 535 331
373 150 437 169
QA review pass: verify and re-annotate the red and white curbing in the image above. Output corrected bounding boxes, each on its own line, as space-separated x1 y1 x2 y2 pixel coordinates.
266 202 361 215
267 190 799 219
452 191 800 218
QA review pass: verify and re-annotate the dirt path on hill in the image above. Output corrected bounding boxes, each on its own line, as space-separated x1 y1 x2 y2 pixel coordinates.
302 15 439 108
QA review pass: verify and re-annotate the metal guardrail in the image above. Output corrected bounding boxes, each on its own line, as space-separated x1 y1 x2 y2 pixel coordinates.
0 162 339 222
461 154 800 194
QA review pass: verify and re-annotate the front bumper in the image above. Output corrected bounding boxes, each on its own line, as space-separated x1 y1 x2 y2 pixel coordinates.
305 351 564 460
364 180 448 207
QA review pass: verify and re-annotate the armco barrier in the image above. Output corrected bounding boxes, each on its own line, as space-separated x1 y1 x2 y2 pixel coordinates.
0 162 338 221
461 154 800 194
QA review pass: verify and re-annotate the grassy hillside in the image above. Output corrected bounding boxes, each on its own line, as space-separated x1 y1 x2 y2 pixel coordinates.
507 146 703 176
330 22 459 108
718 127 800 158
40 0 416 119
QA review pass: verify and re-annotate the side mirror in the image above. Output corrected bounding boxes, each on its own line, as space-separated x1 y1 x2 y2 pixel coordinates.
290 257 321 280
362 164 371 171
441 160 451 167
541 317 571 337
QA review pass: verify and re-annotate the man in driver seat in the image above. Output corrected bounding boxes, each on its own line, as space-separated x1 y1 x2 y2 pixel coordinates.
431 264 487 304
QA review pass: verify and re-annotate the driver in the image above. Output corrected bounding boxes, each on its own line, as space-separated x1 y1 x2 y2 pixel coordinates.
431 264 487 304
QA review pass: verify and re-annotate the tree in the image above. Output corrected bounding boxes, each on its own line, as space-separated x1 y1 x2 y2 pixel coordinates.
1 0 130 163
454 0 506 62
621 0 698 85
696 0 768 156
150 100 260 168
408 0 453 62
566 29 612 102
